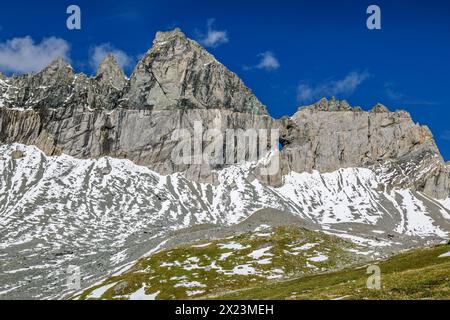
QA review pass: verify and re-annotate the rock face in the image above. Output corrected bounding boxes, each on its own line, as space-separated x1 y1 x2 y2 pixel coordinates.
91 54 128 110
273 98 450 198
0 28 449 199
0 56 126 111
122 28 267 114
279 97 438 174
0 28 272 185
0 107 275 184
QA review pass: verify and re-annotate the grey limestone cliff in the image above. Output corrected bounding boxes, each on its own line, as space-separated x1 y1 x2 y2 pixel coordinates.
274 97 449 198
0 29 449 199
121 28 267 114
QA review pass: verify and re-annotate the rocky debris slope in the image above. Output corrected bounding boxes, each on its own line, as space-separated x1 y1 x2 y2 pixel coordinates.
0 144 449 299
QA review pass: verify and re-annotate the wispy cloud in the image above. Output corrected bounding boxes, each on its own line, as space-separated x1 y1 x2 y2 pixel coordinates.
245 51 280 71
198 19 229 48
256 51 280 71
90 43 133 72
297 71 370 104
0 36 70 74
384 83 437 106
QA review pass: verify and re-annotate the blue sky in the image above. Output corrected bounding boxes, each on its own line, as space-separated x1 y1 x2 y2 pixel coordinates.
0 0 449 160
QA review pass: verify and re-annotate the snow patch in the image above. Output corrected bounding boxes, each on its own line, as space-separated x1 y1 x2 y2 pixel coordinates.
218 242 249 250
88 282 117 299
228 264 256 276
292 243 318 251
308 254 329 262
248 246 273 259
129 286 159 300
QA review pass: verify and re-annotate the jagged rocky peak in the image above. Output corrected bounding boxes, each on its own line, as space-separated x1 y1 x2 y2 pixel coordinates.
295 98 412 119
39 57 75 80
96 54 127 91
300 97 361 112
3 57 77 109
0 72 7 93
123 28 268 114
83 54 129 110
371 103 390 113
153 27 187 45
45 57 72 70
1 28 267 114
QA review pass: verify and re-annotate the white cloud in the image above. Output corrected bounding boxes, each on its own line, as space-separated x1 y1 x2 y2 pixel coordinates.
256 51 280 71
199 19 229 48
244 51 280 71
297 71 370 104
0 36 70 74
90 43 133 72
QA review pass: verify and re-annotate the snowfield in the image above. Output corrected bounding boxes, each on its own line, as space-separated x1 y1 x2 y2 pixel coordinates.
0 144 449 299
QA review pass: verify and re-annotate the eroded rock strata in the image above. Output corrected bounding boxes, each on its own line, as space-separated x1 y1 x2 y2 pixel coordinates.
0 28 448 198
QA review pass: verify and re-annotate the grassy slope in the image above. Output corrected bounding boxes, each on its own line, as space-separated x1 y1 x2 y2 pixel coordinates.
76 226 363 300
216 244 450 300
76 224 450 300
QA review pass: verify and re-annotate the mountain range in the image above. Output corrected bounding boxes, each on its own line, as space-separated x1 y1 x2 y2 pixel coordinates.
0 28 449 299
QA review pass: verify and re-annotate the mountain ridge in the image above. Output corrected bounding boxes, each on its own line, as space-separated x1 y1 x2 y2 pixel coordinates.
1 28 450 299
1 28 449 199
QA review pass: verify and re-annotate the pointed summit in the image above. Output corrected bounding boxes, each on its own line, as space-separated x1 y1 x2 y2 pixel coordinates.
97 54 118 73
153 27 187 45
371 103 390 113
123 28 267 114
96 54 127 90
7 57 75 109
302 97 354 112
38 57 74 81
45 57 72 71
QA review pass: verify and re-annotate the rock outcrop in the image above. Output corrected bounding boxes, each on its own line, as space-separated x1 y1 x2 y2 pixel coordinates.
0 29 449 199
273 97 450 198
91 54 128 110
279 97 438 174
122 28 267 114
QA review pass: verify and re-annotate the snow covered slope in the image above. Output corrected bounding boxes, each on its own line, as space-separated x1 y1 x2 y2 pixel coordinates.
0 144 449 299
